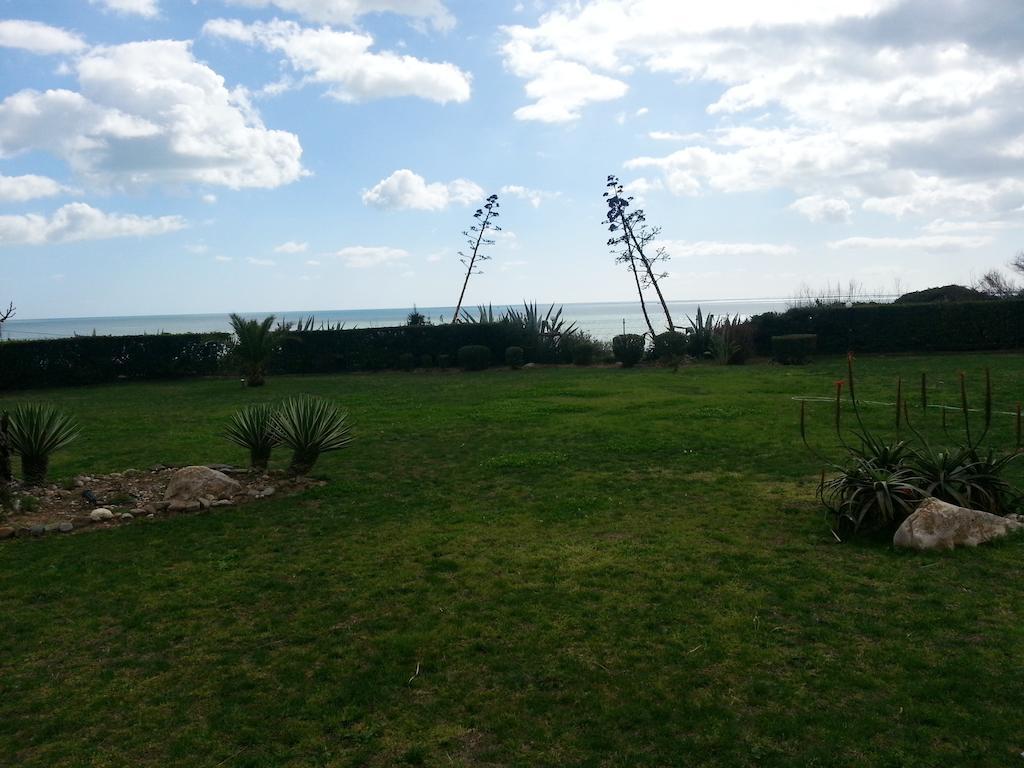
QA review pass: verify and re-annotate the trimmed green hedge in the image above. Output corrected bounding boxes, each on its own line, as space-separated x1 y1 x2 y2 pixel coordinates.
0 334 231 390
272 324 533 374
751 300 1024 354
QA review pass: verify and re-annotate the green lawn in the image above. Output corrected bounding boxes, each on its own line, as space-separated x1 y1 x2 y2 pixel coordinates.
2 354 1023 767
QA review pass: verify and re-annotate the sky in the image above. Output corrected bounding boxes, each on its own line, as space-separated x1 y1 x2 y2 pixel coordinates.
1 0 1023 319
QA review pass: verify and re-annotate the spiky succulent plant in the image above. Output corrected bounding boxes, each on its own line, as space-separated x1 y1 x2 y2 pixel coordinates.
271 396 354 475
7 403 79 486
224 403 279 470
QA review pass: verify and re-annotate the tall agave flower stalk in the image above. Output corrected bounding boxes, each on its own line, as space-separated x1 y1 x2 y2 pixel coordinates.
224 403 279 470
7 403 79 486
272 396 354 475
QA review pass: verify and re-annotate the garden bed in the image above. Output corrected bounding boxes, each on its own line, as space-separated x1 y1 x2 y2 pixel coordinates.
0 465 324 539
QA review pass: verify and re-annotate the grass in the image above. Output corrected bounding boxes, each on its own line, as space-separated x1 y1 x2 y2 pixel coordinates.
2 353 1024 767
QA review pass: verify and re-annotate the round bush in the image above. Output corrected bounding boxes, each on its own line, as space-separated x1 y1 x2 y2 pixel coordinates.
397 352 416 371
612 334 645 367
505 346 525 369
652 331 687 359
419 354 434 369
457 345 491 371
437 354 451 369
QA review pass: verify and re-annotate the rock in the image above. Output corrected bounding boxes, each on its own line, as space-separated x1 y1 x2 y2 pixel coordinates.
198 496 212 510
43 523 60 533
523 362 538 369
147 513 155 519
29 524 45 536
261 486 276 498
0 526 15 539
89 508 114 522
893 497 1024 551
211 499 234 507
153 501 171 511
58 522 74 533
150 464 167 472
167 500 202 512
120 512 134 520
164 466 241 505
205 463 235 472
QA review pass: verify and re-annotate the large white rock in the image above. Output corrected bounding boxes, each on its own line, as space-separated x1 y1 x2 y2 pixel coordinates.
893 497 1023 551
164 466 241 506
89 508 114 521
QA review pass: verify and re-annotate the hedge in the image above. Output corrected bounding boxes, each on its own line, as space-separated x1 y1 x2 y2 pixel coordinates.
272 324 535 374
751 300 1024 355
0 333 231 390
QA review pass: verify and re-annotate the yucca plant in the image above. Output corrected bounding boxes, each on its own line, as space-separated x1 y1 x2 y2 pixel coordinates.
272 396 354 475
224 403 279 470
229 313 282 387
7 403 79 485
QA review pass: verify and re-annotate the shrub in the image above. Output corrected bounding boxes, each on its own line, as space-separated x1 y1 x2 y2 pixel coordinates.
437 354 451 369
505 346 524 369
751 299 1024 355
572 340 595 366
7 403 79 486
397 352 416 371
271 395 354 475
458 345 491 371
652 331 687 359
772 334 817 364
0 333 230 391
612 334 645 367
224 403 279 470
419 354 434 369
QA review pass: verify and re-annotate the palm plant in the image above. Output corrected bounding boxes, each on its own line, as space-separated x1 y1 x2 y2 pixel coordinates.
7 403 79 485
224 403 279 470
230 313 281 387
272 396 354 475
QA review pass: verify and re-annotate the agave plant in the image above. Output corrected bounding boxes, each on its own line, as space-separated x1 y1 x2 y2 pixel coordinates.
224 403 279 470
820 458 924 533
7 403 79 486
230 313 282 387
272 396 354 475
459 304 500 324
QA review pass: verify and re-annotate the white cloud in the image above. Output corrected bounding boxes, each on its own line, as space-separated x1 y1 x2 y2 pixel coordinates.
215 255 233 262
828 234 993 251
500 184 559 208
661 240 797 258
505 1 1024 225
789 195 853 223
247 256 276 266
0 20 86 55
274 240 309 253
90 0 160 18
0 202 184 246
185 243 209 254
201 193 218 204
635 107 649 117
224 0 455 30
503 42 628 122
336 245 409 267
649 131 705 142
0 40 305 191
204 19 470 104
622 176 663 203
305 259 321 265
0 174 68 202
362 169 482 210
921 218 1022 233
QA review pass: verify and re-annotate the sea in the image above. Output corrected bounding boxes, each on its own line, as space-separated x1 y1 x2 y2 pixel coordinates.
2 299 794 342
